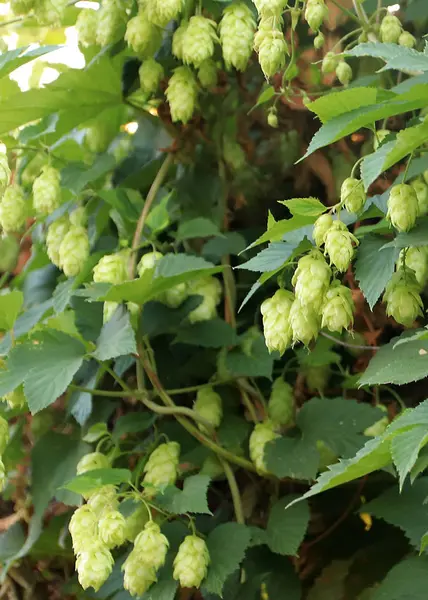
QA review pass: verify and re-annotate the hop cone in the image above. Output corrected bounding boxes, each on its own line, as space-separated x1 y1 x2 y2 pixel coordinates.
305 0 327 32
399 247 428 287
314 32 325 49
34 0 67 25
321 51 338 74
249 421 279 473
182 16 217 68
321 281 354 333
172 21 188 59
85 122 111 154
373 129 390 150
123 554 157 597
58 225 89 277
0 416 9 455
103 301 119 324
0 459 5 492
93 252 128 285
223 136 246 171
76 9 98 47
268 110 278 128
164 282 189 308
253 15 283 52
410 178 428 216
289 298 320 346
399 31 416 48
46 216 70 267
198 59 218 89
313 213 333 246
267 377 294 427
11 0 35 15
188 276 222 323
69 505 99 554
76 542 114 592
139 58 164 94
143 441 180 494
305 365 329 394
292 250 331 312
146 0 183 28
99 510 126 549
96 0 127 47
341 177 365 213
336 61 352 85
4 386 27 410
253 0 287 18
166 66 198 124
134 521 169 569
324 220 358 272
88 485 119 518
261 289 294 355
383 269 423 327
258 32 288 78
125 503 150 542
194 386 223 431
387 183 419 232
32 165 61 215
20 153 46 187
173 535 210 589
125 12 163 57
138 251 162 276
0 153 10 195
0 184 26 233
77 452 110 475
380 15 402 43
219 2 256 72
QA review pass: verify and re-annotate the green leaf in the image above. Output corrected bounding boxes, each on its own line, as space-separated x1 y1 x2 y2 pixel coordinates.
112 413 155 439
82 423 108 443
61 468 132 495
307 87 379 123
0 523 25 562
266 436 320 480
255 86 276 107
381 217 428 249
266 495 310 556
0 291 23 331
391 426 428 490
237 242 298 272
61 154 117 195
370 556 428 600
156 254 215 277
0 46 61 80
225 336 274 379
355 235 400 309
246 215 315 250
176 217 222 241
203 523 252 596
155 474 211 514
359 335 428 386
203 232 247 260
348 42 428 73
174 318 239 348
93 307 137 361
280 197 327 216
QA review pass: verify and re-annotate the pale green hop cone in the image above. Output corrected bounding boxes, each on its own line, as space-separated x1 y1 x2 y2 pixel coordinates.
125 12 163 57
76 8 98 47
139 58 164 94
69 505 99 554
194 386 223 431
76 542 114 592
289 298 320 346
123 553 157 597
383 269 423 327
324 220 359 272
387 183 419 232
260 288 294 355
341 177 366 213
134 521 169 569
380 15 402 43
321 281 355 333
252 0 287 18
33 165 61 215
166 66 198 124
198 59 218 89
34 0 67 25
93 252 128 285
292 249 331 311
267 377 294 427
249 421 279 474
0 184 26 233
398 246 428 287
182 16 218 68
138 250 163 276
410 178 428 216
305 0 328 32
336 60 352 85
99 510 126 549
258 31 288 79
398 31 416 48
253 15 283 52
77 452 110 475
58 225 90 277
219 2 256 72
46 216 70 268
313 213 333 247
188 276 222 323
10 0 35 15
173 535 210 588
96 0 127 47
172 20 189 59
87 485 119 518
143 441 180 494
146 0 183 28
321 51 338 74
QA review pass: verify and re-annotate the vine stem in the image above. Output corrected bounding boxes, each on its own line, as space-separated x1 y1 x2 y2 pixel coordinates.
321 331 380 351
128 153 174 278
220 458 245 525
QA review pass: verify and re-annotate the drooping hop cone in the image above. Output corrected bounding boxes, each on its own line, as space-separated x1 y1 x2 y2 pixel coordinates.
321 281 355 333
93 252 128 285
267 377 294 427
96 0 127 47
187 276 222 323
88 485 119 518
123 553 157 597
249 421 279 474
258 31 288 79
182 15 218 68
260 289 294 355
46 216 70 268
398 246 428 287
173 535 210 588
219 2 256 72
304 0 328 32
289 298 320 346
76 452 110 475
69 505 99 554
341 177 366 213
76 8 98 47
32 165 61 215
0 184 26 233
166 66 198 124
146 0 184 28
58 225 90 277
99 510 127 549
139 58 164 94
10 0 35 15
387 183 419 232
324 220 359 272
292 249 331 312
125 12 163 57
34 0 67 26
380 15 402 43
383 268 423 327
313 214 333 247
194 386 223 431
76 542 114 592
138 250 163 276
133 521 169 569
143 441 180 494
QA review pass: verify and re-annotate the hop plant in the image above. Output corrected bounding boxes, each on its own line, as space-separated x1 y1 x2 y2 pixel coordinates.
321 281 355 333
87 485 119 517
58 225 90 277
166 66 198 124
410 178 428 216
321 51 338 74
399 247 428 287
139 58 164 94
399 31 416 48
0 152 10 195
387 183 419 232
85 122 111 154
313 213 333 246
164 282 189 308
76 9 98 47
173 535 210 588
76 542 114 592
314 32 325 49
0 184 26 233
124 504 150 542
34 0 67 25
260 288 294 355
188 276 222 323
336 61 352 85
194 386 223 431
125 12 163 57
46 216 70 268
77 452 110 475
4 386 27 410
172 21 188 59
267 377 294 427
0 459 5 492
305 0 327 32
267 109 278 128
123 554 157 597
292 250 331 312
305 365 329 394
383 269 423 326
380 15 402 44
289 298 320 346
146 0 183 28
373 128 391 150
258 31 288 79
99 510 126 549
223 136 246 171
138 251 162 276
69 505 99 554
10 0 35 15
341 177 366 213
219 2 256 72
253 16 283 52
249 421 279 473
93 252 128 285
201 453 224 478
324 220 359 272
0 416 9 455
143 441 180 494
252 0 287 18
182 16 218 68
33 165 61 215
134 521 169 569
96 0 127 47
198 59 218 89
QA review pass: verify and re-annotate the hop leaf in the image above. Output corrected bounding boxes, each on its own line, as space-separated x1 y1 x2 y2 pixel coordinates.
321 281 355 333
87 485 119 517
364 405 389 437
146 0 184 28
305 365 329 394
182 16 218 68
58 225 90 277
373 128 391 150
123 553 157 597
125 11 163 57
188 276 222 323
336 61 352 85
305 0 328 32
194 386 223 431
324 220 358 272
267 377 294 427
380 15 402 44
198 59 218 89
398 246 428 287
76 452 110 475
76 8 98 47
76 542 114 592
96 0 127 47
292 249 331 312
139 58 164 94
33 165 61 215
383 268 423 327
143 441 180 495
249 421 279 473
134 521 169 569
93 252 128 285
0 184 26 233
387 183 419 232
173 535 210 588
261 288 294 355
341 177 365 213
258 31 288 78
99 510 126 549
0 416 9 455
313 213 333 247
219 2 256 72
410 178 428 216
289 298 320 346
166 66 198 124
46 216 70 268
103 301 119 324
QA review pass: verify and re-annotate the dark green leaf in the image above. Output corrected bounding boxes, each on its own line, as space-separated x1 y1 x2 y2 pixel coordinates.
113 413 155 439
176 218 222 241
93 307 137 361
156 474 211 514
174 318 239 348
237 242 297 272
0 291 23 331
355 235 399 309
370 556 428 600
225 337 274 379
266 495 310 556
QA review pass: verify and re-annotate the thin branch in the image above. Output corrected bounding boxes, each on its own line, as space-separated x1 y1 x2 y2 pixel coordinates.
220 458 245 524
321 331 380 351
